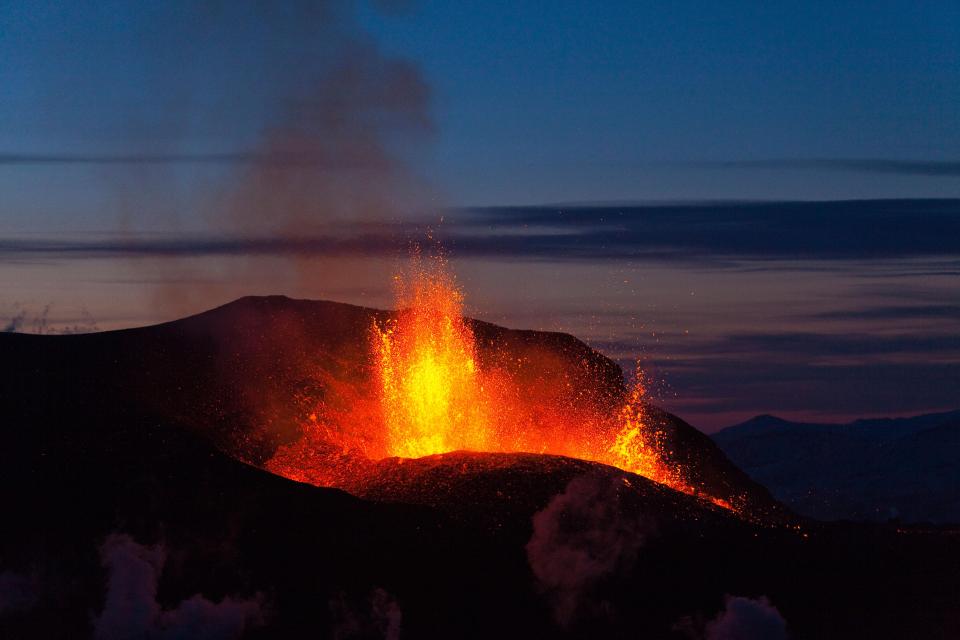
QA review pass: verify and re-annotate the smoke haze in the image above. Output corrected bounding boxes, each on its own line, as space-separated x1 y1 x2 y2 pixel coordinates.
704 595 787 640
526 474 649 626
94 533 263 640
8 1 436 317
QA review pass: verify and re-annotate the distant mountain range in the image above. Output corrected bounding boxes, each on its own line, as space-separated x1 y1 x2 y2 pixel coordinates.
712 411 960 523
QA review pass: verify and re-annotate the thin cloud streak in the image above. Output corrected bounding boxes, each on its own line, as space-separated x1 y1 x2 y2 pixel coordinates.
2 199 958 267
593 331 960 359
0 151 389 168
809 304 960 321
695 158 960 177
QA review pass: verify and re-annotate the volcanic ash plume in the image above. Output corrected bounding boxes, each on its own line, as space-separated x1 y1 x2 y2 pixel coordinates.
67 1 437 317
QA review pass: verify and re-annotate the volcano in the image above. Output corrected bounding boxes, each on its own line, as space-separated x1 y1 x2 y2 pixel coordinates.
1 296 958 639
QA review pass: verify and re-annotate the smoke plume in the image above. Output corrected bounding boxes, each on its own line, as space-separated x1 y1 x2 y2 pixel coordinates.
94 533 263 640
160 1 431 316
526 474 649 627
10 1 436 318
2 303 99 334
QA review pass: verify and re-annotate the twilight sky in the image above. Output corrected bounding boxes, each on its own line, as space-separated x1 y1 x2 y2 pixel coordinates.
1 1 958 429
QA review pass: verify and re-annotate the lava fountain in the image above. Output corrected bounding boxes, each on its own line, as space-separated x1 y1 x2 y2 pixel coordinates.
373 252 493 458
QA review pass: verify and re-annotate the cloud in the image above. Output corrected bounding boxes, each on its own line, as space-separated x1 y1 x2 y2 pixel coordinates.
94 533 263 640
463 199 960 262
0 153 258 166
526 474 649 627
0 150 412 168
594 328 960 417
652 358 960 419
703 595 787 640
698 331 960 357
699 158 960 177
3 199 959 267
0 234 407 259
593 329 960 361
808 304 960 321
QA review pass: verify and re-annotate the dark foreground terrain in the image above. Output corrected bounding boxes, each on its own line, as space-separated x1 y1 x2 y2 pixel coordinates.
1 297 957 639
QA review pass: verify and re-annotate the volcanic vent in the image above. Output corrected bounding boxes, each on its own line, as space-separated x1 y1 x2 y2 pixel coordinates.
262 253 753 514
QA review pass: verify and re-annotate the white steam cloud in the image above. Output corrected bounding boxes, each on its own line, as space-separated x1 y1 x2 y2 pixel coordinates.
94 533 263 640
526 473 648 627
704 595 787 640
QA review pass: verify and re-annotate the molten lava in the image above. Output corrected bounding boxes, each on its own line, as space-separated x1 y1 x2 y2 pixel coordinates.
373 255 492 458
266 250 738 512
607 372 677 485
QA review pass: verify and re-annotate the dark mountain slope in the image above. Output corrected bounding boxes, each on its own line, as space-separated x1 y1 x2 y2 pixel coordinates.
713 411 960 522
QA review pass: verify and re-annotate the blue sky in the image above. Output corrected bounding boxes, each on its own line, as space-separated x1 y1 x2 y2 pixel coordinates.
361 0 960 204
0 0 958 224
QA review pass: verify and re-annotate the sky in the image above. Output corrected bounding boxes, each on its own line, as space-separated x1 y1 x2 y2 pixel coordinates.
0 1 958 430
358 1 960 204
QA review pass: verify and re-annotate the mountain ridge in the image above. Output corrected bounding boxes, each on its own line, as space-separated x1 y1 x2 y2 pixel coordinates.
713 410 960 523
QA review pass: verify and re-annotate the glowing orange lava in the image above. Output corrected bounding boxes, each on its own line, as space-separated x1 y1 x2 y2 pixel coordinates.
373 253 492 458
367 252 727 507
266 248 738 513
605 369 681 485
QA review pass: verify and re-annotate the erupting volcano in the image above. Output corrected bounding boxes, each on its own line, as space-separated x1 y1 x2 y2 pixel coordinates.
266 249 735 511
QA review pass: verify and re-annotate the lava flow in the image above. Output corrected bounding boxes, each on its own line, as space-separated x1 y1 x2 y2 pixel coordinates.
266 251 735 511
